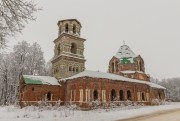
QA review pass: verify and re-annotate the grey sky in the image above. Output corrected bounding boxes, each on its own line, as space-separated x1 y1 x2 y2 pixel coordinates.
9 0 180 80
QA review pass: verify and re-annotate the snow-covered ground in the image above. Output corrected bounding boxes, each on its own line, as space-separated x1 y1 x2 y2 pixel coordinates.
0 102 180 121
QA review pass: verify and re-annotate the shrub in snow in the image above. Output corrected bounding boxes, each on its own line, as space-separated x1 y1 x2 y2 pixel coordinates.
69 104 79 110
151 99 166 105
23 113 29 118
119 102 126 109
55 99 62 107
151 99 161 105
64 108 71 117
102 103 110 112
92 100 101 109
109 102 118 109
125 100 134 109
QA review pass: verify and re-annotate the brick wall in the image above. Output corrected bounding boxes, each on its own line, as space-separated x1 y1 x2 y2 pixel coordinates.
65 77 165 108
19 78 65 107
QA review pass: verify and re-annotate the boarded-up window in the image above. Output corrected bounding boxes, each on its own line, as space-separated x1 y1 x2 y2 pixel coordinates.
137 92 141 101
146 93 150 101
70 90 73 101
85 89 91 102
79 89 83 102
102 90 106 103
73 90 76 101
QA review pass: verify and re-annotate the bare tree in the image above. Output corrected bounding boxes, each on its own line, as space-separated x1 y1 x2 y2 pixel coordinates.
0 0 39 48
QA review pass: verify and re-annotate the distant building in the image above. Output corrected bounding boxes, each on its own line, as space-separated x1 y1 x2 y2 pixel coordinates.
19 19 165 109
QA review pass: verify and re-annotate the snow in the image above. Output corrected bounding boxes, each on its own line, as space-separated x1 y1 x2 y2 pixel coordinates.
60 54 85 60
62 70 165 89
121 70 145 74
23 75 60 86
0 102 180 121
115 45 137 59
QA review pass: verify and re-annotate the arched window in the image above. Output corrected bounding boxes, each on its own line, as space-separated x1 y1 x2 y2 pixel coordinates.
47 92 51 101
59 26 61 35
112 62 114 73
73 24 76 34
127 90 131 101
76 67 79 72
139 61 143 71
115 61 118 72
142 92 145 101
57 44 60 55
69 66 72 72
71 43 77 54
65 24 69 33
111 89 116 101
158 93 161 99
119 90 124 101
93 90 98 101
73 67 75 72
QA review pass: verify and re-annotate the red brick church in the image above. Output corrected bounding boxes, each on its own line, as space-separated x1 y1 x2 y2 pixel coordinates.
19 19 165 108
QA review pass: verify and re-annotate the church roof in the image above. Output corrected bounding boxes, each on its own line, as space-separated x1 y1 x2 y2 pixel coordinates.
115 45 137 63
57 19 82 27
62 70 165 90
23 75 60 85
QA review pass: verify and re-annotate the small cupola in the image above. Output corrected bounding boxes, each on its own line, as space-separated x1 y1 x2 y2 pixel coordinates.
57 19 81 37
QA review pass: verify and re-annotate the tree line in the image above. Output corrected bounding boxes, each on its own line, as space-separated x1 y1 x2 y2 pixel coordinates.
151 77 180 101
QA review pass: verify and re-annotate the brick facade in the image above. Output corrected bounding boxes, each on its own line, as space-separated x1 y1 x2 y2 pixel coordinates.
19 77 65 107
65 76 165 109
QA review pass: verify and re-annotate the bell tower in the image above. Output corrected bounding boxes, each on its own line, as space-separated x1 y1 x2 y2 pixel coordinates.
51 19 86 79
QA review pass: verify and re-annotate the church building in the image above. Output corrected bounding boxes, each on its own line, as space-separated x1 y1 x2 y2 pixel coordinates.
19 19 165 109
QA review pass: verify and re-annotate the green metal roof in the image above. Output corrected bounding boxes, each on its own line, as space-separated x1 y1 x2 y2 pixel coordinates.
24 77 43 84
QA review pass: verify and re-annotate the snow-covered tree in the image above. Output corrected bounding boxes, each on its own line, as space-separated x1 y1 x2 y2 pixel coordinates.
0 0 39 49
151 77 180 101
0 40 46 105
44 58 53 76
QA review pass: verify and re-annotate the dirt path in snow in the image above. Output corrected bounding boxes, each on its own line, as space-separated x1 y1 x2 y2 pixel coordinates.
118 108 180 121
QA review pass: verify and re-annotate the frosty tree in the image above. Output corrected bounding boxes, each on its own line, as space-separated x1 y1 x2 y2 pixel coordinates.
0 41 46 105
0 0 39 49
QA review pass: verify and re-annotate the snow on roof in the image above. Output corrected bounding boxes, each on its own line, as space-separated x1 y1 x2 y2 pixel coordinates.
62 70 165 90
121 70 145 74
23 75 60 86
115 45 137 59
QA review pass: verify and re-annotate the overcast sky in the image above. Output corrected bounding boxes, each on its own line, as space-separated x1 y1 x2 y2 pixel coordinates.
8 0 180 80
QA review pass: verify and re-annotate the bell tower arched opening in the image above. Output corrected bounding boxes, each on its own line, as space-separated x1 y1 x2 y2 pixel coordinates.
71 43 77 54
73 24 76 34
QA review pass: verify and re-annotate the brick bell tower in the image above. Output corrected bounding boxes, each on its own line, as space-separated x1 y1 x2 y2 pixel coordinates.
51 19 86 79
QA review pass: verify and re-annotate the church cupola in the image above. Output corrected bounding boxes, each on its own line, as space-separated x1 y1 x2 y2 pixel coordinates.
115 45 137 64
57 19 81 37
109 44 146 75
108 44 150 81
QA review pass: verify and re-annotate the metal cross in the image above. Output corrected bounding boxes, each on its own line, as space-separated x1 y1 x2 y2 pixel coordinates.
123 40 126 45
